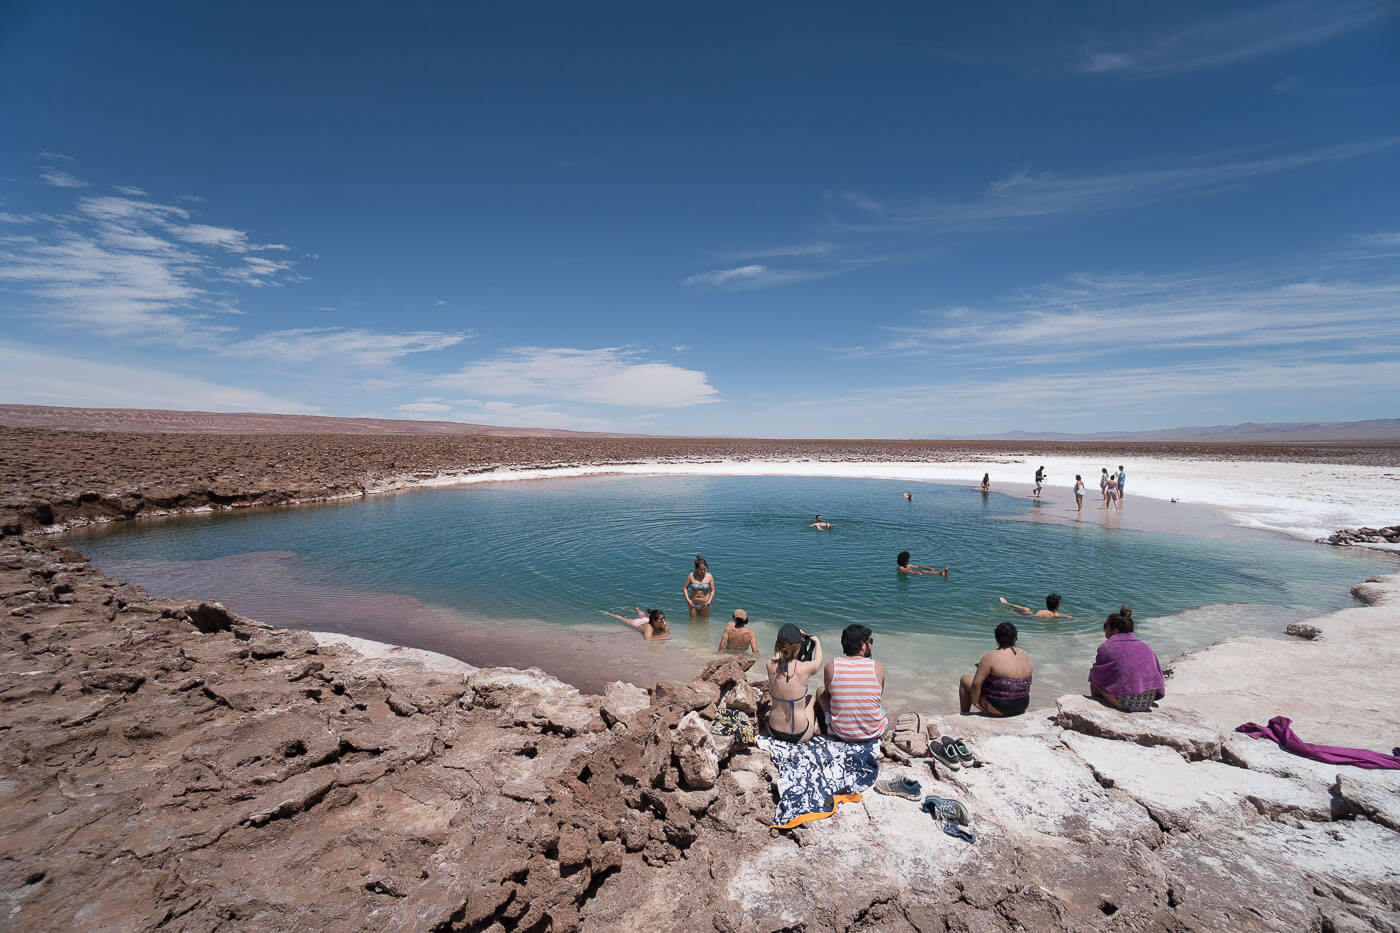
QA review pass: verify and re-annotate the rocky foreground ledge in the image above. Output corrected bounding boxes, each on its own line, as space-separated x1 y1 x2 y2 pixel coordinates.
4 533 1400 931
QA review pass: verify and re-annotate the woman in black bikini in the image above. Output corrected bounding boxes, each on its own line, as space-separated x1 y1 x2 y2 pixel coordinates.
765 623 823 743
958 622 1033 717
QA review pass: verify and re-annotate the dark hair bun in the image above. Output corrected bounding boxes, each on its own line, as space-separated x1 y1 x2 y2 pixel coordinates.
1120 606 1133 622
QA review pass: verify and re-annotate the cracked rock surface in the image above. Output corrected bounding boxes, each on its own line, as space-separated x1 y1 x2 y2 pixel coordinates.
3 428 1400 931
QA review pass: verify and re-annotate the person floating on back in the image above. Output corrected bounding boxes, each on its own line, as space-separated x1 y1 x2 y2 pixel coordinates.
818 624 887 743
999 592 1080 620
717 608 759 656
897 551 948 576
601 607 671 641
810 514 832 530
1088 606 1165 712
959 621 1033 717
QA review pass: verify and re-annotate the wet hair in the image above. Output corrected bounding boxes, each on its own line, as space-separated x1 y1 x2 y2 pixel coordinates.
897 550 911 567
1106 606 1134 634
648 609 667 634
775 638 803 674
694 555 707 572
994 621 1018 648
1075 474 1082 481
841 624 873 656
1045 593 1061 612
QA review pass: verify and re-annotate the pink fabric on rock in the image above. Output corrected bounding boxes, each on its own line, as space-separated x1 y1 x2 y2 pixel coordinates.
1235 716 1400 770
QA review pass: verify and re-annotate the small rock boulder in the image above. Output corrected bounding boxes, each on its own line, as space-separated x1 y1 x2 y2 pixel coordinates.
673 711 719 790
1285 622 1322 640
600 681 649 727
721 682 759 716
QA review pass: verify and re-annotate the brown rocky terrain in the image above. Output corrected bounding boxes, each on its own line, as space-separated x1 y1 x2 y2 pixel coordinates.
4 426 1398 537
3 427 1399 931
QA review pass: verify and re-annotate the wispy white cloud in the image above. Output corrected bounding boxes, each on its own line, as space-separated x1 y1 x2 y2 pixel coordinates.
435 346 719 408
0 340 319 414
0 189 301 344
717 241 838 260
39 169 87 188
226 328 467 367
431 399 627 433
681 263 832 290
37 151 74 162
114 185 149 197
880 270 1400 361
397 399 453 414
1080 0 1392 76
839 136 1400 231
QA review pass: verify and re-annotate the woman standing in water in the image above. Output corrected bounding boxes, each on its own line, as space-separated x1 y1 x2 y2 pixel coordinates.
980 473 990 494
683 555 715 618
601 608 671 641
1074 474 1086 513
1104 471 1119 510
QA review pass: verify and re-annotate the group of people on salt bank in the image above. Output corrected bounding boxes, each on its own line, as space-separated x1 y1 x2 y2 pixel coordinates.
757 605 1166 747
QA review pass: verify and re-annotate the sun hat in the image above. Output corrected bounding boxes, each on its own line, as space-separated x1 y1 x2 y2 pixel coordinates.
732 609 748 623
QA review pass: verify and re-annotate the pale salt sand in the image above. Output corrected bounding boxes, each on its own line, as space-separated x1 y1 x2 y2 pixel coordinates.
307 630 477 677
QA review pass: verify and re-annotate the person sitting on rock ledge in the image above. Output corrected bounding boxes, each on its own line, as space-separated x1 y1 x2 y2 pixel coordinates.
766 623 823 743
1088 606 1165 712
960 622 1033 717
817 624 888 742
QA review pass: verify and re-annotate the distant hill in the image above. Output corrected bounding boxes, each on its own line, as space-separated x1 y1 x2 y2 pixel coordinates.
0 405 622 437
958 419 1400 443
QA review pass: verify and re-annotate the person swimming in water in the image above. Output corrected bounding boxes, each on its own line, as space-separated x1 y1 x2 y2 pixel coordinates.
810 514 832 530
601 607 670 641
717 609 759 655
897 551 948 576
683 555 715 618
999 593 1082 620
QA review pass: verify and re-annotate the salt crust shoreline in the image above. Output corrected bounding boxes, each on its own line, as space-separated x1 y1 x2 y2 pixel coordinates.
6 442 1400 928
41 453 1400 730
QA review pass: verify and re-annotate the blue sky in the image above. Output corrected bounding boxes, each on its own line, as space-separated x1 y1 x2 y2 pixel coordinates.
1 1 1397 436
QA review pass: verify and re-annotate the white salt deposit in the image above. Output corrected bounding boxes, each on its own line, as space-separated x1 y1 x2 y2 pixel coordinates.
392 453 1400 542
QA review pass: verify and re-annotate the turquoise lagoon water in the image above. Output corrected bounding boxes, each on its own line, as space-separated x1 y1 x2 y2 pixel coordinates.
68 474 1396 707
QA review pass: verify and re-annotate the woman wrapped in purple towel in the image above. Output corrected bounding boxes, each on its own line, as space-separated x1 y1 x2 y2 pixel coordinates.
1088 607 1165 712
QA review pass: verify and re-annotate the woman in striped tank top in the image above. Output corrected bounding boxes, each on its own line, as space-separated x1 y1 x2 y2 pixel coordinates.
817 624 888 742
